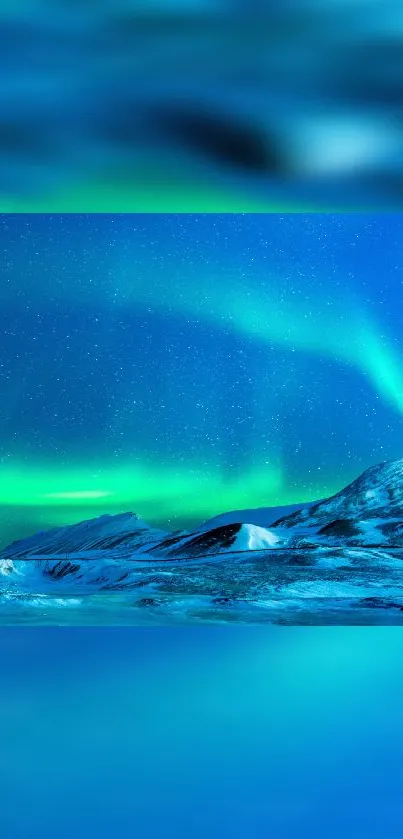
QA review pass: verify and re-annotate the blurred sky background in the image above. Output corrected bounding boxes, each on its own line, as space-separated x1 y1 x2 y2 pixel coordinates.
2 0 403 210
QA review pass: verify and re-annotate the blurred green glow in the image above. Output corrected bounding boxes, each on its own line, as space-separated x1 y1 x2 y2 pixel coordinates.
0 178 287 214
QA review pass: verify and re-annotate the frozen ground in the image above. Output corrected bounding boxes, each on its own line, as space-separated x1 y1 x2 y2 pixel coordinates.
2 547 403 625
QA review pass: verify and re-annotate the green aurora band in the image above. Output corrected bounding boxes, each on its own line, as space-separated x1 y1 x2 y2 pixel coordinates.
0 458 343 538
0 461 284 521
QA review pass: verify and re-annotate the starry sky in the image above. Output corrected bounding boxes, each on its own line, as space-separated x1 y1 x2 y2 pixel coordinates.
1 212 403 547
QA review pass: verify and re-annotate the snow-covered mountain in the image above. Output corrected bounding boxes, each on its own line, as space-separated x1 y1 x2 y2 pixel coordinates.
1 457 403 587
161 456 403 553
0 512 171 592
0 510 283 591
273 457 403 548
197 501 317 532
147 522 281 559
1 512 167 560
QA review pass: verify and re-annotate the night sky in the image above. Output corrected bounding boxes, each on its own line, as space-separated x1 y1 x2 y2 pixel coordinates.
1 213 403 547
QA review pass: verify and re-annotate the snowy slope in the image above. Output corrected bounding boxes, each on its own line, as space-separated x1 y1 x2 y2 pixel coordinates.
2 512 167 560
0 554 147 591
0 521 282 596
197 501 317 532
274 457 403 547
148 522 281 559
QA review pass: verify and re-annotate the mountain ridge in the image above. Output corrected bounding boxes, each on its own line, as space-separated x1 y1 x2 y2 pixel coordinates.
1 457 403 569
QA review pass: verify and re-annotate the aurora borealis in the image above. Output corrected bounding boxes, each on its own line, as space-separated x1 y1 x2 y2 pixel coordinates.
1 212 403 547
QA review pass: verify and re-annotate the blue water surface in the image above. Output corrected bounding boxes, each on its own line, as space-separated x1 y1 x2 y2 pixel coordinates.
1 627 403 838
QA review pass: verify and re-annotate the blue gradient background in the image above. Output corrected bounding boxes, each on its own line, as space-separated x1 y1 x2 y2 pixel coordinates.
1 627 403 837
